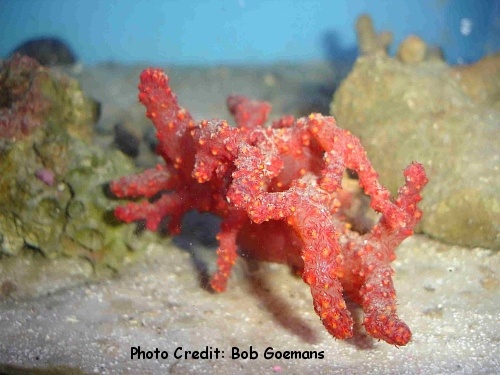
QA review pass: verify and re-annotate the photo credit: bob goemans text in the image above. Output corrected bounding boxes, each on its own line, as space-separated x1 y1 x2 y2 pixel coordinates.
130 345 325 360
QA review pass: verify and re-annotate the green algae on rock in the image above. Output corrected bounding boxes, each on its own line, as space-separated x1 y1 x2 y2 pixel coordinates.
0 55 153 282
62 142 157 270
331 52 499 249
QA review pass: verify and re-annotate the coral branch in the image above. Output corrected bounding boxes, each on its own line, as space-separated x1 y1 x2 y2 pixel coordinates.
110 164 178 198
137 68 196 174
227 95 271 128
114 192 186 232
210 211 247 292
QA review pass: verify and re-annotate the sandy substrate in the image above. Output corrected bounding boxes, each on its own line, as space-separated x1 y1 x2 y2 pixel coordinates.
0 236 498 375
0 62 499 374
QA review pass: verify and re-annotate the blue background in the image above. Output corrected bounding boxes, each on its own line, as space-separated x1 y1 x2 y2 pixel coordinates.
0 0 498 66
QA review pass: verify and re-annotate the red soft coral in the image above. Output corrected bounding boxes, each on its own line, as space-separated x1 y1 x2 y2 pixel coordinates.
110 68 428 346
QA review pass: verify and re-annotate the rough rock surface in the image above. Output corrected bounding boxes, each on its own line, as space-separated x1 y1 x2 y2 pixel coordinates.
0 57 153 272
331 52 499 249
451 53 500 110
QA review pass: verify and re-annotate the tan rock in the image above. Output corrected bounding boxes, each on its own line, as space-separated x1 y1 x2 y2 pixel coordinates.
397 35 427 64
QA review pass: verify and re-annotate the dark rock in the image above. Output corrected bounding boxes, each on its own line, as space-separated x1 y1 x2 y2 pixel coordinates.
113 122 140 157
9 37 77 66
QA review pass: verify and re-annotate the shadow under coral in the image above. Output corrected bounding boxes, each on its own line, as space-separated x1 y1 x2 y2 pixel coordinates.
171 210 378 349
